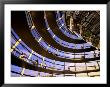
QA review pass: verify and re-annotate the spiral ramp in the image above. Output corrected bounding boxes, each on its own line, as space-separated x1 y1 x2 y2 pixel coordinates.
11 11 100 77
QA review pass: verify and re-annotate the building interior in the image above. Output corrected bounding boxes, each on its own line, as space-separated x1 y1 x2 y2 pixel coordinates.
11 11 100 77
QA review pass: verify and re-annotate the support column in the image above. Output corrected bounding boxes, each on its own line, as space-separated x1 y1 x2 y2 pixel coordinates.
64 59 65 77
74 44 76 77
70 16 73 32
83 44 89 77
79 24 83 36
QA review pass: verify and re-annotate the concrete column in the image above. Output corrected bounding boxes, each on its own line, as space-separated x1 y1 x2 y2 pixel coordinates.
70 16 73 32
79 24 83 35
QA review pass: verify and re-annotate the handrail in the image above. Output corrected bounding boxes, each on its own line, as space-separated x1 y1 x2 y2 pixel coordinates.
25 11 98 59
12 54 100 75
44 12 93 50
